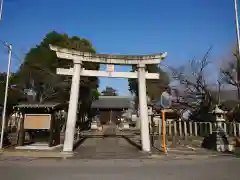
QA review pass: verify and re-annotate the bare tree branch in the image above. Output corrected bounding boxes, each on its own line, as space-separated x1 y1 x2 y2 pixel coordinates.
220 52 240 99
170 48 215 110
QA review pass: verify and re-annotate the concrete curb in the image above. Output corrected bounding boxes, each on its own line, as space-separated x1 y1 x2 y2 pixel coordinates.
149 154 223 160
0 151 73 159
0 149 237 160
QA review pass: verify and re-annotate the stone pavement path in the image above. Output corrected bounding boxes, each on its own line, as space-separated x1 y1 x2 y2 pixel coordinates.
74 125 146 159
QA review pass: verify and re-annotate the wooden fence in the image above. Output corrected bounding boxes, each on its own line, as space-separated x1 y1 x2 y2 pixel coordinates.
151 120 240 137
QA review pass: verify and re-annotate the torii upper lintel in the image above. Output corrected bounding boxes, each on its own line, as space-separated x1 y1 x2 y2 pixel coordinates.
49 45 167 65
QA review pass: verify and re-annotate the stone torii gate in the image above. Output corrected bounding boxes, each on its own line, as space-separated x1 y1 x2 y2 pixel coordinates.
50 45 167 153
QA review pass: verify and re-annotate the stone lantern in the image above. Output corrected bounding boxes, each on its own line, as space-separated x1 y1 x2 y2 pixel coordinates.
202 105 231 152
207 105 230 152
212 105 225 129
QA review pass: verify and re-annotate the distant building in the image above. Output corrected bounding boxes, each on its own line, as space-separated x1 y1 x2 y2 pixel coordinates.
91 96 134 124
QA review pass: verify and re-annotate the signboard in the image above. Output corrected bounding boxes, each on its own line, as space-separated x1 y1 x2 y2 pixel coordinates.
160 91 172 109
24 114 51 130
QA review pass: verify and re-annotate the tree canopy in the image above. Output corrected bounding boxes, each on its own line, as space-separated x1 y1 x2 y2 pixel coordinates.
128 64 169 101
8 31 100 104
0 73 23 110
101 86 118 96
0 31 100 118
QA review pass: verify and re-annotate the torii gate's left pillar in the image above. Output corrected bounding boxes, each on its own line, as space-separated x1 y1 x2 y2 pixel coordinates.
63 60 82 153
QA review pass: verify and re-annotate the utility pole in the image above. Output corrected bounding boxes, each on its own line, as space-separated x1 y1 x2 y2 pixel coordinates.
0 43 12 149
217 80 221 105
235 0 240 53
234 0 240 99
0 0 4 21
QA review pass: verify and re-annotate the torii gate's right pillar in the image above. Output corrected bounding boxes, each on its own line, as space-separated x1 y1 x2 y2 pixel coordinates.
137 63 151 152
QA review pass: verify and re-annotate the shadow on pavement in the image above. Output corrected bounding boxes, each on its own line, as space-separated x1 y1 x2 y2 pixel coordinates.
73 137 87 151
121 135 142 150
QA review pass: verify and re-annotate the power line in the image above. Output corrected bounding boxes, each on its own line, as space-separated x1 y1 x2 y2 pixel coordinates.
0 40 25 71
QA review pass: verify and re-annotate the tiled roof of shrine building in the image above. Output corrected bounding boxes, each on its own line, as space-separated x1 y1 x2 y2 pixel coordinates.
91 96 134 109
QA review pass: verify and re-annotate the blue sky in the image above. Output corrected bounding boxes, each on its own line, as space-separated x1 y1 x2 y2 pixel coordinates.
0 0 236 95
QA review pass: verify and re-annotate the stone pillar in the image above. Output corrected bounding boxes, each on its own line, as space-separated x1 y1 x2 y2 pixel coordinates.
137 63 151 152
136 117 141 129
63 61 82 153
148 106 153 132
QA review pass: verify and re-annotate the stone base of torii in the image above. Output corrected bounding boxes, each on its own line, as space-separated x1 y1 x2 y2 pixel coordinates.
50 45 167 153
